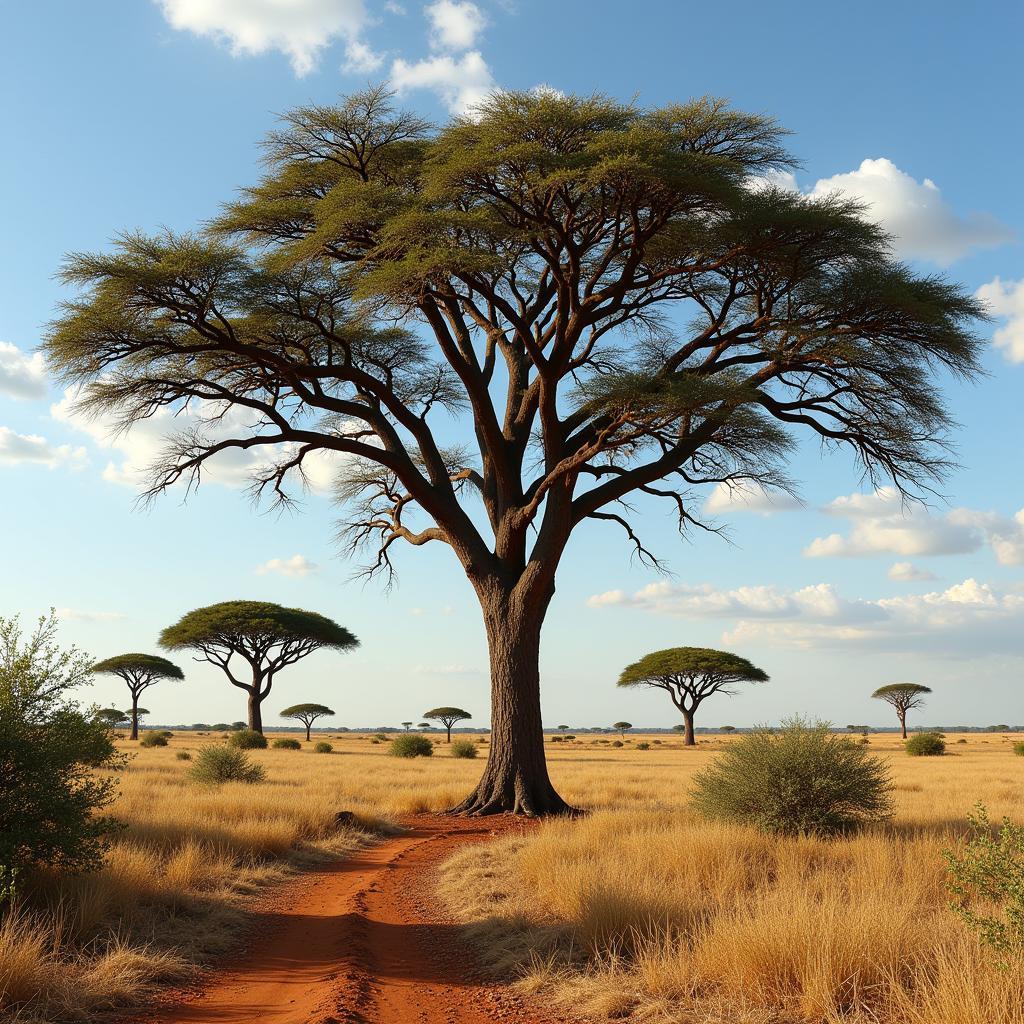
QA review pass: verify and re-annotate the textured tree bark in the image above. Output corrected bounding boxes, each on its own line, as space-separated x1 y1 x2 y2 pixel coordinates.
899 712 907 740
682 709 696 746
450 577 575 816
129 693 140 742
304 722 312 742
248 691 264 733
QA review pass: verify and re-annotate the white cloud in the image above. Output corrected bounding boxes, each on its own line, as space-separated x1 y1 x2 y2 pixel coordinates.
804 488 1024 566
758 159 1013 267
426 0 485 50
255 554 320 577
977 277 1024 364
0 342 47 400
703 480 800 517
0 427 87 469
343 38 384 73
390 49 494 114
888 561 937 582
57 608 127 622
156 0 368 76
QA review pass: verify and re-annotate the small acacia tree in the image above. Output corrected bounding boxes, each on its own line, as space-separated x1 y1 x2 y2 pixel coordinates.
613 721 632 739
94 708 129 730
619 647 768 745
160 602 358 733
872 682 931 739
46 88 984 814
424 706 471 743
401 720 413 731
280 702 336 741
92 653 184 741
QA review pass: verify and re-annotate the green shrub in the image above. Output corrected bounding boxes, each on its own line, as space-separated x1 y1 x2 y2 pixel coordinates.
906 731 946 756
228 728 268 750
612 740 624 748
636 741 651 750
139 732 168 747
374 733 388 741
0 613 123 899
272 737 302 750
550 735 563 743
158 730 174 738
314 741 333 753
1013 741 1024 756
945 803 1024 960
175 751 192 761
691 716 892 838
187 746 265 785
390 734 433 758
450 739 477 759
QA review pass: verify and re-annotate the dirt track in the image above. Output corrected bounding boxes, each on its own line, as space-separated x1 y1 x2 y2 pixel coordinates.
146 814 568 1024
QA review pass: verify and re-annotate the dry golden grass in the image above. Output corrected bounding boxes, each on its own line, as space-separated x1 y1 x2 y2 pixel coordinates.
437 730 1024 1024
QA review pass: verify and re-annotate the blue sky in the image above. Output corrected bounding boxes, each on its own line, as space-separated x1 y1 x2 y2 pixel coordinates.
1 0 1022 731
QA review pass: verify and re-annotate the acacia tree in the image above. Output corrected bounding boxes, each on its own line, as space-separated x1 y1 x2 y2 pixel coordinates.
46 89 983 814
872 683 931 739
94 708 128 729
424 706 471 743
280 702 336 740
91 654 184 741
613 721 632 738
401 720 413 730
159 602 358 733
618 647 768 745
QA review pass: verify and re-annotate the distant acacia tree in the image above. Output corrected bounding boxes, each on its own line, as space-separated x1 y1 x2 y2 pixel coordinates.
94 708 128 730
159 602 358 733
612 721 632 739
91 654 183 741
418 722 430 730
872 683 931 739
46 88 984 813
618 648 768 745
280 703 336 741
720 725 736 734
401 721 413 731
424 707 471 743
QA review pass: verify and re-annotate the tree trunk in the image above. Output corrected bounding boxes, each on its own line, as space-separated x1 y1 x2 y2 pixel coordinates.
305 722 312 742
130 694 139 742
248 691 264 733
899 712 907 740
682 709 695 746
445 723 452 743
450 580 574 816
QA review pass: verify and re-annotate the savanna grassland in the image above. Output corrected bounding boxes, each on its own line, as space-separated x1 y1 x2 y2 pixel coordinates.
2 729 1023 1023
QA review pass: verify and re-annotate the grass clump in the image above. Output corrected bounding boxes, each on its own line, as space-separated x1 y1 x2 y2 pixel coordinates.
691 716 892 837
636 741 651 750
139 732 167 748
187 746 265 785
390 734 433 758
906 732 946 757
1013 741 1024 756
271 738 302 750
450 739 477 759
174 751 191 761
227 729 267 750
313 741 333 753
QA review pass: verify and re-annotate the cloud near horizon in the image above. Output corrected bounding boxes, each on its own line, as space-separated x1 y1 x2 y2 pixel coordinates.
255 554 320 577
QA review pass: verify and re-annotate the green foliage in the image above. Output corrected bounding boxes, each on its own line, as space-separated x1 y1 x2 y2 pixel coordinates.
187 746 265 785
272 738 302 750
279 703 336 725
314 741 333 753
374 733 388 741
691 716 892 837
139 732 168 747
945 803 1024 960
175 751 192 761
619 648 769 689
450 739 477 759
228 729 268 750
1013 742 1024 756
92 653 183 683
423 707 471 730
0 613 123 898
636 742 651 750
906 732 946 756
94 708 128 728
390 734 433 758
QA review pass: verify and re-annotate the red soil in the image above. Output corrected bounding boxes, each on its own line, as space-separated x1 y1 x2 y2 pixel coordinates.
144 814 570 1024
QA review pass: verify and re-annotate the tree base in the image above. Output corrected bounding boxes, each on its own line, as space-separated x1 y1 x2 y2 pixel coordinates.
448 773 580 817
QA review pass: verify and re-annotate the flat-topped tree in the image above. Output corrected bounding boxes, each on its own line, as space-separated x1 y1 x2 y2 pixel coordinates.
46 88 983 815
424 707 471 743
280 702 335 741
619 648 768 746
613 721 632 739
94 708 129 730
401 721 413 731
872 683 931 739
91 654 183 741
159 602 357 733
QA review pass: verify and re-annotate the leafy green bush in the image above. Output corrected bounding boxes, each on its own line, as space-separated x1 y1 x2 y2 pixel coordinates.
228 728 268 750
187 746 265 785
272 738 302 750
314 741 333 753
175 751 192 761
158 730 174 738
374 733 388 741
139 732 168 747
945 803 1024 960
390 734 433 758
636 741 651 750
0 613 123 900
691 717 892 837
906 731 945 756
450 739 477 758
1013 741 1024 756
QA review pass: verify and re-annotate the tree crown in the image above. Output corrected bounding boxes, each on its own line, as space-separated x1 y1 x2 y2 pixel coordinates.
280 702 336 718
92 653 184 681
424 707 471 722
613 721 633 729
619 647 768 688
872 683 932 699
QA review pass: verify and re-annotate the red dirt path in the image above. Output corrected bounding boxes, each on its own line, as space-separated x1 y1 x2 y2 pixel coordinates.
144 814 570 1024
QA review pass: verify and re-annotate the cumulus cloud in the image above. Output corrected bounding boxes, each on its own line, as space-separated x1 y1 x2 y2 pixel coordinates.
255 554 320 577
887 561 937 582
758 160 1013 266
57 608 127 622
0 342 47 400
0 427 87 469
156 0 368 76
803 488 1024 566
342 38 384 73
703 480 800 517
977 277 1024 364
426 0 485 49
390 49 493 114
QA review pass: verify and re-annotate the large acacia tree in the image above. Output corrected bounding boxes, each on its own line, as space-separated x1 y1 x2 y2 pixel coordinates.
159 601 357 732
91 653 183 741
46 89 983 814
872 682 931 739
